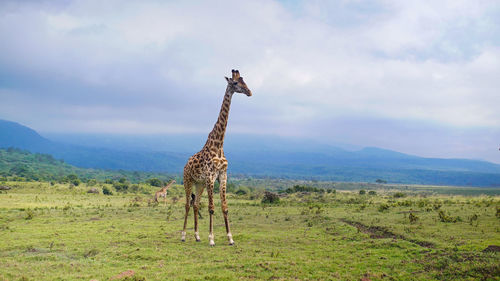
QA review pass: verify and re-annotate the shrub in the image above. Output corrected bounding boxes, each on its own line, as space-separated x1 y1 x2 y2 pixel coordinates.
113 182 129 192
368 190 376 195
359 189 366 195
84 248 99 258
262 191 280 204
409 212 419 223
417 200 427 208
129 184 139 193
235 189 247 195
87 179 97 186
146 178 163 187
25 209 34 220
468 214 478 225
66 174 80 186
102 186 113 195
285 185 324 194
393 192 406 198
378 203 390 212
398 200 413 207
438 210 458 223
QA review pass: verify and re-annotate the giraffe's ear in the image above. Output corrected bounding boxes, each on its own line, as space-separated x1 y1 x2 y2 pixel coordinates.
225 76 230 82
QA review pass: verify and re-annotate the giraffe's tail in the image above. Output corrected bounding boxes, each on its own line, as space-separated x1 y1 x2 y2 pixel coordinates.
190 193 195 206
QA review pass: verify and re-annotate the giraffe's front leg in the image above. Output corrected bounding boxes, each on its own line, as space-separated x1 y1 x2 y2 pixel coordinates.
219 171 234 245
206 180 216 246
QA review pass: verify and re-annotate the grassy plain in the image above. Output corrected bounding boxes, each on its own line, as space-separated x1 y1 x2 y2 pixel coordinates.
0 181 499 280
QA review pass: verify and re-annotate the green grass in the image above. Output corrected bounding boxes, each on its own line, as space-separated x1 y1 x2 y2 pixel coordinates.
0 182 499 280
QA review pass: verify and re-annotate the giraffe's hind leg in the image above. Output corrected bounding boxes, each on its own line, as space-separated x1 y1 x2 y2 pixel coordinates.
219 171 234 245
193 184 205 242
182 179 193 242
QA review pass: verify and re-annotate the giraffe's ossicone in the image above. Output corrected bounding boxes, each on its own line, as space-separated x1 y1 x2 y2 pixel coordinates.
181 69 252 246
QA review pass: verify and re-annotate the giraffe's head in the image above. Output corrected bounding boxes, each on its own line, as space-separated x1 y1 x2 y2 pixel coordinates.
225 69 252 97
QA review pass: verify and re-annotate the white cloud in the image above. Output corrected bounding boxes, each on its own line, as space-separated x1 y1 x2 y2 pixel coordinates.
0 0 499 162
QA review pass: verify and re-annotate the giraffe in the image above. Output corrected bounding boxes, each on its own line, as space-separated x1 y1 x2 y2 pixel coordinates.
182 69 252 246
154 179 176 205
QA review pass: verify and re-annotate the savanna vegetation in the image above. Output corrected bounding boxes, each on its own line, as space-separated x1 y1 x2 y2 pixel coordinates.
0 179 498 280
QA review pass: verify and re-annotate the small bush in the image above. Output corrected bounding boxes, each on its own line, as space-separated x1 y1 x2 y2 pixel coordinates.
409 212 419 223
438 210 458 223
417 200 427 208
113 182 129 192
262 191 280 204
468 214 478 225
129 184 140 193
84 248 99 258
25 209 34 220
235 189 247 195
87 179 97 186
102 186 113 195
285 185 324 194
393 192 406 198
146 178 163 187
398 200 413 207
368 190 376 195
359 189 366 195
378 203 390 212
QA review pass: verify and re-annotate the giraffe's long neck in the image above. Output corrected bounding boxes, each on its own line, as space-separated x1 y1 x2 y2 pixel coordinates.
163 180 175 190
205 85 233 152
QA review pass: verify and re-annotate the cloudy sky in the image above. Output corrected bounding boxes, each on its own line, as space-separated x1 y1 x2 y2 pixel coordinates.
0 0 499 163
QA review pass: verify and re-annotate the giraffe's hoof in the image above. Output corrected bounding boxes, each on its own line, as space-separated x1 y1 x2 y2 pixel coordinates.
181 239 185 242
196 239 201 242
229 242 234 246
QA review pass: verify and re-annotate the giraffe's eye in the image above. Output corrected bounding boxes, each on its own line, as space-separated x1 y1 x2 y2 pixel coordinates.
233 82 238 85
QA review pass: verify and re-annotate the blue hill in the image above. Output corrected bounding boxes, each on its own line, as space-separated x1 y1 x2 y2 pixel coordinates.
1 119 500 186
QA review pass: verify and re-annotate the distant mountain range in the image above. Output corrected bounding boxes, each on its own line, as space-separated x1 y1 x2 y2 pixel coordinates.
0 119 187 172
1 119 500 187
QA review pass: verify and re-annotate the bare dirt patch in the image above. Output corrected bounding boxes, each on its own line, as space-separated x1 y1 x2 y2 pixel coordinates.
340 219 434 248
483 245 500 253
110 270 135 280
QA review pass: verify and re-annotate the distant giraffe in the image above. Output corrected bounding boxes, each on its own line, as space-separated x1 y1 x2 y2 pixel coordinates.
182 70 252 246
154 180 175 205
